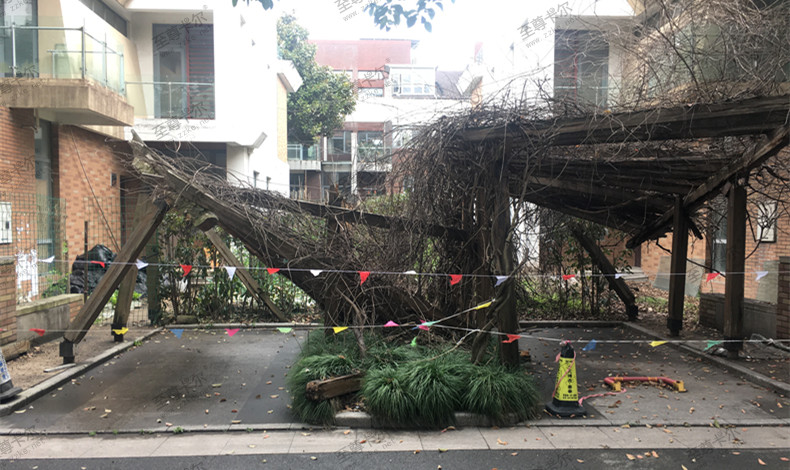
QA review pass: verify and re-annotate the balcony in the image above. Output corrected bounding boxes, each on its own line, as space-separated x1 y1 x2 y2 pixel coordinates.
0 24 132 126
125 81 215 120
357 145 393 172
287 143 321 171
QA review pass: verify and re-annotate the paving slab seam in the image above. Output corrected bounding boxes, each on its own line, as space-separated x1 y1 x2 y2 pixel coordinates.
0 328 163 417
623 322 790 395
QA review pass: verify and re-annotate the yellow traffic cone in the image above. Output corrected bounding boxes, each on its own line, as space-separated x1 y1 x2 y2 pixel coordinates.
0 347 22 403
545 341 586 417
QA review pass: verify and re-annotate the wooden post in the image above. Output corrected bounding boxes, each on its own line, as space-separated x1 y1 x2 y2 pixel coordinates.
63 199 168 346
570 227 638 320
493 183 519 367
111 267 137 342
723 184 746 358
667 196 688 337
203 227 289 322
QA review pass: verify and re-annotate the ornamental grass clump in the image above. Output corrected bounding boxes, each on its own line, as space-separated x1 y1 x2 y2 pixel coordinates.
288 353 356 425
462 364 541 424
361 366 417 425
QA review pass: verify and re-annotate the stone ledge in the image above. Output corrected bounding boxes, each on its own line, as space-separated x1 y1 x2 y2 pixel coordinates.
16 294 83 316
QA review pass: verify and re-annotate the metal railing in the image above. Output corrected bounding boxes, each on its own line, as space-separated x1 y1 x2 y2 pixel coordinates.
357 145 392 164
125 81 215 119
287 143 320 161
0 24 125 94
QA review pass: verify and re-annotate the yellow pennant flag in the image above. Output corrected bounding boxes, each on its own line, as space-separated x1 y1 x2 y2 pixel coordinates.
112 327 129 335
472 301 493 310
333 326 348 334
650 340 667 347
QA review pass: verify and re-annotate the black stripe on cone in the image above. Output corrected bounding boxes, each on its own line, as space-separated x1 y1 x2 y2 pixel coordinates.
545 341 586 418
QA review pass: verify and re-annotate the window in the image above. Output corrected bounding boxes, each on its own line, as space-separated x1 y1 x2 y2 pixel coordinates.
753 201 777 243
554 30 609 108
77 0 127 36
711 205 727 273
288 143 319 161
390 68 435 96
329 131 352 155
357 131 386 162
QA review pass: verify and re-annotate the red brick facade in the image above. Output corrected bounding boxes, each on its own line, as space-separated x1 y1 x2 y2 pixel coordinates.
0 257 16 346
778 256 789 338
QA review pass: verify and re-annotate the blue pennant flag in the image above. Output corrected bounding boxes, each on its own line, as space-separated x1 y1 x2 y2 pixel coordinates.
582 339 597 351
171 329 184 339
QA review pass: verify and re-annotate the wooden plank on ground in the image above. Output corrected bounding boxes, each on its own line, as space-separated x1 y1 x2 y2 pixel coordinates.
305 372 363 401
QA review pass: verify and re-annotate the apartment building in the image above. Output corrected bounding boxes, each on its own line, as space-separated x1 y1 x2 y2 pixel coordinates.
0 0 298 350
287 39 481 202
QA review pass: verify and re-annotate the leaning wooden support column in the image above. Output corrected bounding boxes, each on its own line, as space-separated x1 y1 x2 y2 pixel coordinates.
723 184 746 358
667 196 688 337
60 199 169 363
570 227 638 320
203 227 289 323
111 267 138 342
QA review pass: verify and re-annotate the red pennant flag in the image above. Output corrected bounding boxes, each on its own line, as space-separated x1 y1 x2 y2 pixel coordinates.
180 264 192 277
449 274 463 286
562 274 576 281
90 260 105 268
359 271 370 285
706 272 720 282
266 268 280 275
502 334 521 344
30 328 45 337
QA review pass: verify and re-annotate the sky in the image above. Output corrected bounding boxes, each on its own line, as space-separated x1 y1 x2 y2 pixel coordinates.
273 0 635 70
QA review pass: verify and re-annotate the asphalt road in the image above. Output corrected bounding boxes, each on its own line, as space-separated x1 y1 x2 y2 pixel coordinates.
0 448 787 470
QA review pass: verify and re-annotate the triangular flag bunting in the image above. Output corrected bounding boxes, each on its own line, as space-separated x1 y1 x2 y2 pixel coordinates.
403 270 417 275
359 271 370 285
90 260 106 268
562 274 576 281
582 339 597 351
310 269 322 277
171 329 184 339
502 334 521 344
410 337 417 347
706 272 720 282
266 268 280 275
384 321 399 327
494 275 509 287
472 301 493 310
704 340 722 351
226 328 240 337
30 328 45 337
181 264 192 277
40 256 54 263
449 274 463 286
614 273 623 280
417 321 438 331
224 266 237 280
755 271 768 281
112 327 129 336
333 326 348 334
650 340 667 347
277 327 293 334
136 259 148 270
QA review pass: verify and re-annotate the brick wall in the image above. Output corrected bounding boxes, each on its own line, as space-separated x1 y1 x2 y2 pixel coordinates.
778 256 789 339
0 257 16 345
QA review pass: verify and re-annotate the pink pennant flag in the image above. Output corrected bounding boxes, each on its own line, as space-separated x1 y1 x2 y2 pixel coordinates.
706 272 720 282
359 271 370 285
181 264 192 277
90 260 106 268
384 321 399 327
30 328 45 337
266 268 280 275
502 334 521 344
226 328 239 337
562 274 576 281
449 274 463 286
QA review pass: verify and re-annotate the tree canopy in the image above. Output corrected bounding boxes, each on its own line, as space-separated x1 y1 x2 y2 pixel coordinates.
277 14 356 144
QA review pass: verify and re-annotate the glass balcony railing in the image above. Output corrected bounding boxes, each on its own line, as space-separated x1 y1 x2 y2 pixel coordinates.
125 81 215 119
288 143 320 161
357 145 392 164
0 24 125 94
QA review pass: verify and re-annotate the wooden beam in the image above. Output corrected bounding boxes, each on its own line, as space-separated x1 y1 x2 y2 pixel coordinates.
203 227 289 322
666 197 688 336
627 126 790 248
305 372 363 401
64 199 169 344
570 227 638 320
111 267 137 342
723 184 747 358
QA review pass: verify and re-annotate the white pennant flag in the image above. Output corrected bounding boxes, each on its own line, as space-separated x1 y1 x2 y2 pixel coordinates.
494 275 509 287
614 273 623 279
310 269 323 277
40 256 55 264
755 271 768 281
225 266 237 280
403 270 417 275
136 259 148 270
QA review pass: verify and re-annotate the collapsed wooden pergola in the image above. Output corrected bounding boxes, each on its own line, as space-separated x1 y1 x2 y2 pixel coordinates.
58 95 789 364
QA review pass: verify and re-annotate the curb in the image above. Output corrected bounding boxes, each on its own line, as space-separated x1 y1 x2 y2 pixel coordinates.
623 322 790 396
168 323 320 329
0 328 163 417
519 320 625 328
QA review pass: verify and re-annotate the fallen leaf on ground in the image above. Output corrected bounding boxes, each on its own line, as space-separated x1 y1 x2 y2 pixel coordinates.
651 451 659 458
270 395 279 399
212 383 222 388
497 438 508 446
577 459 584 463
758 458 766 466
626 454 636 461
511 453 518 456
438 448 447 453
310 456 317 460
441 426 456 433
343 430 351 435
